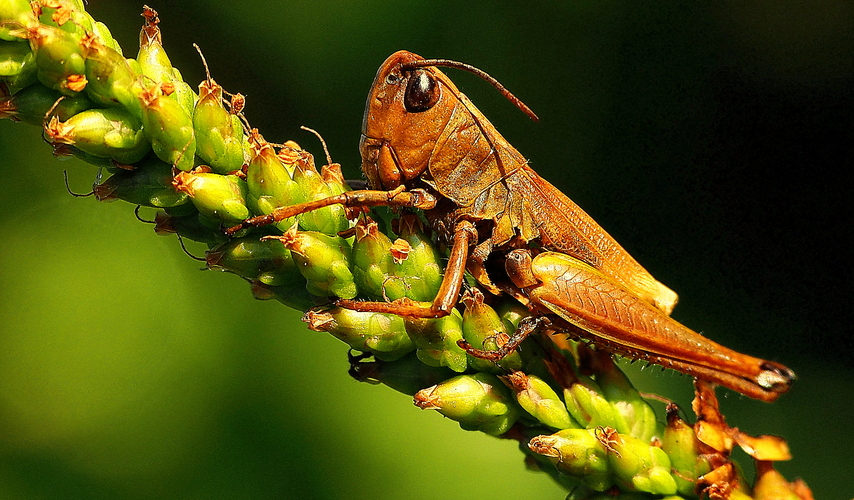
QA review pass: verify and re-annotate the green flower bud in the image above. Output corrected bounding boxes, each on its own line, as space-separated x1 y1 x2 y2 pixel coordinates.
661 405 709 496
140 84 196 171
405 311 468 373
208 237 282 279
27 24 88 95
461 289 523 373
0 82 93 125
289 149 349 235
137 18 175 88
591 352 662 443
513 428 586 493
92 21 122 54
193 75 245 173
0 40 36 92
264 225 356 299
349 351 456 396
502 371 577 430
44 107 150 164
351 215 408 301
393 214 442 302
0 0 38 42
206 236 302 290
595 427 677 495
172 169 249 224
170 69 198 117
37 0 92 37
303 307 414 362
80 34 141 114
94 155 188 207
528 428 613 491
414 372 520 436
564 376 627 433
319 162 349 196
134 11 194 119
126 57 142 80
245 135 306 231
0 39 30 76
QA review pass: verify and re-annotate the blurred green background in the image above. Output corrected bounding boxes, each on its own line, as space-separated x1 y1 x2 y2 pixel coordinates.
1 0 852 498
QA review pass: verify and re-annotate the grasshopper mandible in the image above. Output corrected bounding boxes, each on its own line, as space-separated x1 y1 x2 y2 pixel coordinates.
226 50 794 402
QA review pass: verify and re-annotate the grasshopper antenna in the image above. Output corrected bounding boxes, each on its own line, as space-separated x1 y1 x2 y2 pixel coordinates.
404 59 539 122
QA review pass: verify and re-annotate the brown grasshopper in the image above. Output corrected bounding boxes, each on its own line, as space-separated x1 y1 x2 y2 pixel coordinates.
226 50 794 402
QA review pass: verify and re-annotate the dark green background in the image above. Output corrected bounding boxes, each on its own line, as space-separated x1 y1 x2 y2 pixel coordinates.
1 1 851 498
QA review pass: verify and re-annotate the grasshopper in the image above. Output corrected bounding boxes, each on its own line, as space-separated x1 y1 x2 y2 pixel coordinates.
226 50 794 402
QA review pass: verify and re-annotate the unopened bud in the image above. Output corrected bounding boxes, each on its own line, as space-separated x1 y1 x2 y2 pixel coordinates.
414 373 520 436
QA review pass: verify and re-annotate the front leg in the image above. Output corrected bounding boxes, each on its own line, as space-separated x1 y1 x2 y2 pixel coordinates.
336 219 477 319
224 187 437 235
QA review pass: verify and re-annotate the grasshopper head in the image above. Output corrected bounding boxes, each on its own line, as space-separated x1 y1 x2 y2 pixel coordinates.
360 50 461 192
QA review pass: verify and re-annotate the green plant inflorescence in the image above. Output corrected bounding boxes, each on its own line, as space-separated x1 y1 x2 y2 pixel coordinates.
0 2 810 498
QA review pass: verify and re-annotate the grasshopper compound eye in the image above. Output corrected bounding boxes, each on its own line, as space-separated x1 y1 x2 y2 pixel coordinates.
403 69 440 112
